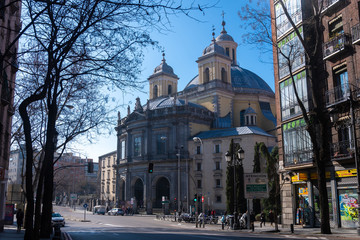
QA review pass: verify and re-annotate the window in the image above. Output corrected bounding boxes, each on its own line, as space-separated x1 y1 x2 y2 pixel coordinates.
107 158 110 167
283 118 313 165
197 163 202 171
216 195 222 203
121 140 126 159
107 185 110 193
196 146 201 154
153 85 158 98
275 0 302 38
215 144 220 153
215 161 220 170
204 68 210 83
168 85 172 95
197 180 202 189
280 70 308 120
232 49 235 64
226 47 229 56
333 67 349 102
134 136 141 157
156 135 166 154
216 179 221 188
278 27 305 79
329 15 343 38
240 110 245 126
107 170 110 179
336 123 353 155
221 68 227 82
251 116 254 125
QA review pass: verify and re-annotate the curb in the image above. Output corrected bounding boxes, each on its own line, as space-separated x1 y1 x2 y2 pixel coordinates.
63 232 72 240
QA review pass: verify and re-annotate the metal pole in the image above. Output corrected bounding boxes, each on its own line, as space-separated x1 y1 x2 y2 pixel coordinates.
186 158 189 213
177 148 181 213
350 92 360 235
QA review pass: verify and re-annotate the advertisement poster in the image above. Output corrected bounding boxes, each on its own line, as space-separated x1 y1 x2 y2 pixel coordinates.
339 189 358 228
4 204 14 225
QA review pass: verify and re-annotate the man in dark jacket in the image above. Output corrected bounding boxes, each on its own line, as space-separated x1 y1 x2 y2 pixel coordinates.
16 209 24 233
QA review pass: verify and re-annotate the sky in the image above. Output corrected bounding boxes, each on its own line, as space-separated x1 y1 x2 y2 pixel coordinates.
77 0 275 161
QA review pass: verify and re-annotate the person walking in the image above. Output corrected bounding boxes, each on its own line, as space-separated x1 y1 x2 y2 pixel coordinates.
260 211 266 227
269 209 275 226
16 208 24 233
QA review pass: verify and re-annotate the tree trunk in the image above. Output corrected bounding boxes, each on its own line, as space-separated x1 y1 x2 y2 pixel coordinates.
39 103 57 238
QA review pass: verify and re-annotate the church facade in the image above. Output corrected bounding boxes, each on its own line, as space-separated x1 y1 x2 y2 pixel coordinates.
114 21 277 214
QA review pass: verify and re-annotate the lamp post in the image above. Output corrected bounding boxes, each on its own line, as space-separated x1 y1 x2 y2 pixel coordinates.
225 140 244 230
193 137 204 227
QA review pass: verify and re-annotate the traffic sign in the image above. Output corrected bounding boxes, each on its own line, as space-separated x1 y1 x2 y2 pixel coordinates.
83 203 88 209
244 173 269 199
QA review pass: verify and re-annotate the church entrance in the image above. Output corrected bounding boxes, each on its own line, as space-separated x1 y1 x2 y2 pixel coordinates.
154 177 170 208
134 178 144 208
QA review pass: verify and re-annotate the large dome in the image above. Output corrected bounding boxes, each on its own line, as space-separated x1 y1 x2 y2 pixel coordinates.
184 65 273 94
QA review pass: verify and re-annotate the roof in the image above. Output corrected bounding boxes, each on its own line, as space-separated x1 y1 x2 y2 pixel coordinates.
202 40 227 56
193 126 275 140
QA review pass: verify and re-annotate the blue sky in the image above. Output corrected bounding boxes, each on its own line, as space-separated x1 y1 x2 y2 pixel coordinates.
78 0 275 161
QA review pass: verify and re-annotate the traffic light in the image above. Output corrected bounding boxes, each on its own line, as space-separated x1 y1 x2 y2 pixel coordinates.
87 161 94 173
193 194 198 202
148 163 153 173
201 195 204 203
174 198 177 210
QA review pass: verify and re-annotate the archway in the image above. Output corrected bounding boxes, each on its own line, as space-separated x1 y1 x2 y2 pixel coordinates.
134 178 144 208
154 177 170 208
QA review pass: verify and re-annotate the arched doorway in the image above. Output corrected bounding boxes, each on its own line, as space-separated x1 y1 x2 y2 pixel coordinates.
134 178 144 208
154 177 170 208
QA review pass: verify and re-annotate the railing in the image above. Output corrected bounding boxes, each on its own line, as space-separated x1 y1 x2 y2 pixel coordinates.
284 150 313 167
319 0 342 13
323 33 351 60
351 23 360 45
331 140 355 160
325 82 350 106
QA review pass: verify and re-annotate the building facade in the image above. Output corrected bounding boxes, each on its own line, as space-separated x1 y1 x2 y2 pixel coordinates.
99 151 117 208
114 20 277 214
0 0 21 231
271 0 360 229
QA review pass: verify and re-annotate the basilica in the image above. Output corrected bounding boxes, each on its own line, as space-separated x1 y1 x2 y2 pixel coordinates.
113 20 277 214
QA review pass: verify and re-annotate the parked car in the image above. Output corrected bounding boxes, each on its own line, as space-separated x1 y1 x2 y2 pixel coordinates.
93 205 106 215
52 212 65 227
108 208 124 216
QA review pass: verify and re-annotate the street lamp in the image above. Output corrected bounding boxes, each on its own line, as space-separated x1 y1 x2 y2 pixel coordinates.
225 140 245 230
193 137 204 227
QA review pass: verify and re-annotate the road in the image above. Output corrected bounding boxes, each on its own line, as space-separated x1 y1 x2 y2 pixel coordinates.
53 205 317 240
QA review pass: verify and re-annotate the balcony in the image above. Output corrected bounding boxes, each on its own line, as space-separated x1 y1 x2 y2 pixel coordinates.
331 140 355 160
319 0 343 14
323 33 351 60
351 23 360 45
325 82 350 107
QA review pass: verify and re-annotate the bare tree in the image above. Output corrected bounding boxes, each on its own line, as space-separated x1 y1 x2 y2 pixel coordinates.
13 1 215 239
239 0 331 234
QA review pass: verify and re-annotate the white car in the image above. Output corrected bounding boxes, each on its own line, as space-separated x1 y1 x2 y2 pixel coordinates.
52 212 65 227
107 208 124 216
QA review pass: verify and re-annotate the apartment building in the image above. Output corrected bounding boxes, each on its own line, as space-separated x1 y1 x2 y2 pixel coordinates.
0 0 21 231
99 151 117 208
271 0 360 229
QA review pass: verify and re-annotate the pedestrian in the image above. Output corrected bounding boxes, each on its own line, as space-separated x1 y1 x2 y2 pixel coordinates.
16 208 24 233
269 209 275 226
250 211 255 231
221 211 227 230
260 211 266 227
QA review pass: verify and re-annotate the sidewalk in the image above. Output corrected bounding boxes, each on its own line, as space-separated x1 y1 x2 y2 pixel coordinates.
177 220 360 239
1 223 66 240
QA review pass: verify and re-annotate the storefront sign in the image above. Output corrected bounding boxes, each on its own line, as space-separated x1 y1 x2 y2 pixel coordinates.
292 169 356 182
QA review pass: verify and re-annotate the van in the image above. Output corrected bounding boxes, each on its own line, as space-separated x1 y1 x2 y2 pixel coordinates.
93 205 106 215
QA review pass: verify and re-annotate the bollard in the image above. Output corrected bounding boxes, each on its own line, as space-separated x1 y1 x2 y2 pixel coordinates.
222 222 224 230
251 223 254 232
53 225 61 240
290 223 294 233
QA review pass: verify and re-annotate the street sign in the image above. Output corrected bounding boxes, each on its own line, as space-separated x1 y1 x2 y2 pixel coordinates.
83 203 88 209
244 173 269 199
70 194 77 200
